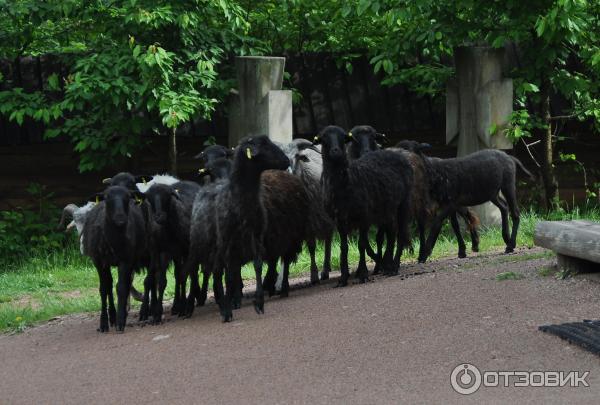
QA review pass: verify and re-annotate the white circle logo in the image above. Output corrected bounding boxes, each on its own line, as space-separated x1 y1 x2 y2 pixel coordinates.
451 363 482 395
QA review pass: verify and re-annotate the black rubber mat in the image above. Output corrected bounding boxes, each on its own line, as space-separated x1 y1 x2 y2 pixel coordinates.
539 320 600 355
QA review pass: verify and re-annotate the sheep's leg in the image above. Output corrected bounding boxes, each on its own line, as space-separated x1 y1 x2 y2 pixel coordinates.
116 264 133 332
307 238 320 284
502 185 520 253
337 230 350 287
416 218 427 263
280 259 291 297
355 228 370 283
450 212 467 259
184 259 201 317
139 272 152 322
394 198 412 268
106 271 116 327
171 261 182 315
423 206 453 261
197 264 209 307
253 259 265 313
490 196 511 249
96 266 110 332
221 264 236 322
372 228 385 275
263 258 278 297
457 207 480 252
321 236 332 281
153 264 166 324
232 268 243 310
382 227 398 276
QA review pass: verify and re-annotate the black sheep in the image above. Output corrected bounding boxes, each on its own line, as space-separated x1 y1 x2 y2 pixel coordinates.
82 186 147 332
314 125 414 286
185 136 290 322
402 141 534 258
142 180 201 321
394 140 480 261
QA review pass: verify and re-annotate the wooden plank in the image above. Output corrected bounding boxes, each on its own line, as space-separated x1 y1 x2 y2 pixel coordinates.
534 220 600 264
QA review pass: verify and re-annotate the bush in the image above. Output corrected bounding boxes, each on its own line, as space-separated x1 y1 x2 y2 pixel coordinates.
0 183 68 267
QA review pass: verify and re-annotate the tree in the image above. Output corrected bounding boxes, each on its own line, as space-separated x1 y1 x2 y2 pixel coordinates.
0 0 249 172
354 0 600 209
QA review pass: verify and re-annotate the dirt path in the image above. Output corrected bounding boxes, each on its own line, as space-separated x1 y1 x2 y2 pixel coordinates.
1 248 599 404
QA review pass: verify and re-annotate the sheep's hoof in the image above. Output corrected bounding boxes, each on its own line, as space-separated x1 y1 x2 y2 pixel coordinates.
335 279 348 288
458 251 467 259
279 289 289 298
109 310 116 326
196 292 207 307
417 256 427 264
372 267 381 275
232 297 242 310
116 324 125 333
310 271 320 285
472 245 480 252
320 271 330 281
505 246 515 254
253 299 264 314
97 323 109 333
221 312 233 323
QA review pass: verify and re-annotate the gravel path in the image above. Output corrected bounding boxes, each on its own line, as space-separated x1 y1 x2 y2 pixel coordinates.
1 247 599 404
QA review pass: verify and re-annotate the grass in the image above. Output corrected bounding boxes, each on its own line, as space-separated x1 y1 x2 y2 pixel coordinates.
1 208 599 332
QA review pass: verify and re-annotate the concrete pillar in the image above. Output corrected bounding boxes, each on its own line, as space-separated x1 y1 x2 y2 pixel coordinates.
446 46 514 226
228 56 293 146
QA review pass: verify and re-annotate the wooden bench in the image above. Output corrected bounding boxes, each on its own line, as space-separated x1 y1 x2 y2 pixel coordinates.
534 220 600 272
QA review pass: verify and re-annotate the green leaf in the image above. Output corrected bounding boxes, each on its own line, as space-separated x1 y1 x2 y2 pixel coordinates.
47 74 59 91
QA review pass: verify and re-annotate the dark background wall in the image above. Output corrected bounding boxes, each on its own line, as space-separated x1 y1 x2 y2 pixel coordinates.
1 53 599 210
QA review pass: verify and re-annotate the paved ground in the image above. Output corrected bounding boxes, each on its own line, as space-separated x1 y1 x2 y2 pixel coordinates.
1 247 599 404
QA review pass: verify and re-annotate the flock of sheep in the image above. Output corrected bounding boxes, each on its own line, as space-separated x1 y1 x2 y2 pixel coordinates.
58 125 533 333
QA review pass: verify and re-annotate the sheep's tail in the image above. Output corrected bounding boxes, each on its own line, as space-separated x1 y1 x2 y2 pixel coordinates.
510 155 535 180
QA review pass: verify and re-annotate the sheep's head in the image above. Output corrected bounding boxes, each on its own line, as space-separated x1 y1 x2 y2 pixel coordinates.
396 140 431 154
93 186 142 228
198 157 232 182
314 125 350 162
102 172 154 192
143 184 179 226
238 135 290 172
194 145 234 165
347 125 386 158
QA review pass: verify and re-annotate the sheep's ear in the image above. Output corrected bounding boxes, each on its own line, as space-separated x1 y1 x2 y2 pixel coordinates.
193 151 204 160
312 135 322 145
135 175 153 184
101 178 112 185
375 132 388 145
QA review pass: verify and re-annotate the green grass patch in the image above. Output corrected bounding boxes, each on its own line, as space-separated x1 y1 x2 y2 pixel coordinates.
1 208 598 333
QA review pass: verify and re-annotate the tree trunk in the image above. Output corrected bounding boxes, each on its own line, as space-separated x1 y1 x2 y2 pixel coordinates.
539 87 558 210
169 127 177 175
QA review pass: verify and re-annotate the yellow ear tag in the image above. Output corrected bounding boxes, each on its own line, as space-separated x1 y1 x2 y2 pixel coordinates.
199 168 206 174
95 196 99 204
142 177 147 185
246 147 252 160
348 132 353 138
313 136 319 142
135 196 142 205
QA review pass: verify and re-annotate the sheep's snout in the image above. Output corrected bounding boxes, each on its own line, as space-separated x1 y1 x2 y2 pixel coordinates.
112 214 128 228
